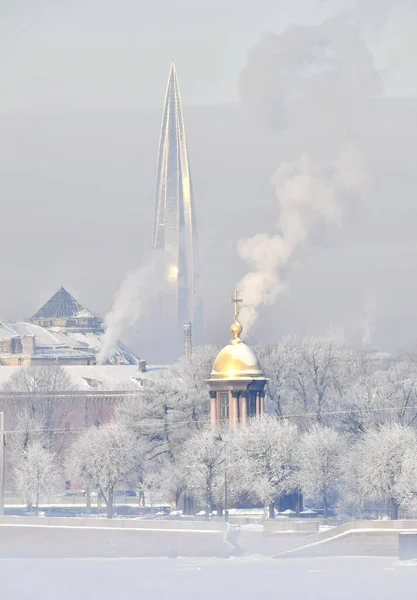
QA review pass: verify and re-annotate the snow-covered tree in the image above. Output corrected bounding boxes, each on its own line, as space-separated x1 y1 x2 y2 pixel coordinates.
13 441 61 512
257 336 358 426
176 426 228 513
255 340 292 417
171 345 218 428
117 371 184 464
66 422 142 518
296 424 345 518
232 416 298 518
284 336 355 425
343 423 416 519
117 348 217 507
1 365 77 450
7 410 47 458
344 363 417 434
396 446 417 515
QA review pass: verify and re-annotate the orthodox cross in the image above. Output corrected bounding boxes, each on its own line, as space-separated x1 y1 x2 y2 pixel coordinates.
230 290 243 322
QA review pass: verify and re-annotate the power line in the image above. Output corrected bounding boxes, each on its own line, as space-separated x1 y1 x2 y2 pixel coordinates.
3 404 417 435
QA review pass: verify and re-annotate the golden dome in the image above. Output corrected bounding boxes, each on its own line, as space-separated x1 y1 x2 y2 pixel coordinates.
209 290 265 380
210 340 264 380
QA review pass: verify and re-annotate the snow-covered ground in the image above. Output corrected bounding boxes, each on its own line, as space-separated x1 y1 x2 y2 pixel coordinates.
0 556 415 600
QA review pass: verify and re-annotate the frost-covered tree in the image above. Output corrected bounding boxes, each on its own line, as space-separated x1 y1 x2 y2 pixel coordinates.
1 365 77 450
176 426 228 513
7 410 55 507
255 340 293 417
171 345 218 428
118 346 217 455
117 371 184 464
7 410 47 458
257 336 358 426
232 416 298 518
343 423 416 519
344 363 417 434
296 424 345 518
284 336 355 425
396 446 417 515
117 348 217 507
13 441 61 512
66 422 142 518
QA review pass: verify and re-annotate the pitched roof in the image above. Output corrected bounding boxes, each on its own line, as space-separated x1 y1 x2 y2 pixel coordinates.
0 317 19 339
31 287 97 320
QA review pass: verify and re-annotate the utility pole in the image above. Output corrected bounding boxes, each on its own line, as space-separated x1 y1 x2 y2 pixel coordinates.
216 434 228 522
224 453 228 522
0 412 5 516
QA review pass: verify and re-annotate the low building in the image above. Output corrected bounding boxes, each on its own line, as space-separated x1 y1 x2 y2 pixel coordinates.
0 287 140 366
207 293 267 426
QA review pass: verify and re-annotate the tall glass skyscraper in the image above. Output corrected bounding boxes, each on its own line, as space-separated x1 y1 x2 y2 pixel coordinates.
152 62 202 343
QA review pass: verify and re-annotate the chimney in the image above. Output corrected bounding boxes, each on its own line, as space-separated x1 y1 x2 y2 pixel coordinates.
22 335 35 356
138 359 147 373
183 322 192 361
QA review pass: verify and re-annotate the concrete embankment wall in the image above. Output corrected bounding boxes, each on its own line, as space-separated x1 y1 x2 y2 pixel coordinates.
273 520 417 559
0 517 230 559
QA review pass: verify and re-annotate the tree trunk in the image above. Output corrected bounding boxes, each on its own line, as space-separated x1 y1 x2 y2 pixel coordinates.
106 488 114 519
323 495 328 520
207 481 213 516
86 488 91 514
390 497 399 520
269 501 275 519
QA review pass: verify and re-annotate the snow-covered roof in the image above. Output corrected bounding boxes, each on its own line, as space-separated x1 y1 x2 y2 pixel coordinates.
0 318 20 339
0 364 167 391
31 287 97 320
0 320 139 365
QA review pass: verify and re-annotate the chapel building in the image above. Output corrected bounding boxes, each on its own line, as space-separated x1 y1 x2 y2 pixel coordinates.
207 292 267 426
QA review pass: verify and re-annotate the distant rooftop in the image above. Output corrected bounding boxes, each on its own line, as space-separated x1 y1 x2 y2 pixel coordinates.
31 287 97 320
0 364 168 392
0 319 140 366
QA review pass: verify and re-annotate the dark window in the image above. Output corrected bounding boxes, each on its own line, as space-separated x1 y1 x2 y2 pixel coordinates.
220 392 229 421
248 393 257 417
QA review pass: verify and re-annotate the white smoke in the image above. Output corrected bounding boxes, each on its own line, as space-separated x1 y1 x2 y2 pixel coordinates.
237 12 381 334
238 148 365 331
97 253 169 364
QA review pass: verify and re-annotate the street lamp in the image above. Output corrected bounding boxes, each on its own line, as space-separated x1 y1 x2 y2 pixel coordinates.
215 434 228 522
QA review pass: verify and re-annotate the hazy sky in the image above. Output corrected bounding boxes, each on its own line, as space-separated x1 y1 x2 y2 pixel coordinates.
2 0 417 113
1 0 417 361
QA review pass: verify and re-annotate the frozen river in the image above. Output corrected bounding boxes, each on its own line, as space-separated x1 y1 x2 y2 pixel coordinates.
0 556 415 599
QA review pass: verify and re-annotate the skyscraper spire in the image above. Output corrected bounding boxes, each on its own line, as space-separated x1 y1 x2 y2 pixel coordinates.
152 62 202 340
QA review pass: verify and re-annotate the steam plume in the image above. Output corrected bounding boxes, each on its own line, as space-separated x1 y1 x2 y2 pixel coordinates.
237 14 381 333
98 253 168 364
238 148 365 331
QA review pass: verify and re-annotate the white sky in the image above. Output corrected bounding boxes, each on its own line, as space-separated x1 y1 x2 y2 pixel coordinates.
1 0 417 360
1 0 416 113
